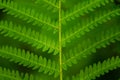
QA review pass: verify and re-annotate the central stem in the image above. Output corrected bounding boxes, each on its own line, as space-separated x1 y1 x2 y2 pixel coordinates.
58 0 62 80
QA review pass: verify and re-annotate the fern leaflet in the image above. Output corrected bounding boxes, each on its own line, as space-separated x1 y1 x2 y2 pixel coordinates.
35 0 59 12
63 26 120 70
0 46 59 77
0 21 59 55
62 7 120 46
72 56 120 80
0 67 33 80
0 0 58 31
62 0 114 24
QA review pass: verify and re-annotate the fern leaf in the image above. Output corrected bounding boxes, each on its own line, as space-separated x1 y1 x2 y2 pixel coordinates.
0 0 120 79
72 56 120 80
62 7 120 46
0 67 33 80
0 0 58 31
0 21 59 55
0 67 21 80
62 0 114 24
62 26 120 70
35 0 59 12
0 46 59 77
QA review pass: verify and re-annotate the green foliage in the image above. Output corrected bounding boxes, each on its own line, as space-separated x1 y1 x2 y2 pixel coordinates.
0 67 33 80
0 46 59 77
0 21 59 54
72 56 120 80
0 0 120 80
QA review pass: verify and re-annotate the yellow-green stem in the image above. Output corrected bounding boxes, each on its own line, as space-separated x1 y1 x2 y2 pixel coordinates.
58 0 62 80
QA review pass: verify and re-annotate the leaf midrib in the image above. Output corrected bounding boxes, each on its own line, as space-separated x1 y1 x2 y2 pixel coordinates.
58 0 63 80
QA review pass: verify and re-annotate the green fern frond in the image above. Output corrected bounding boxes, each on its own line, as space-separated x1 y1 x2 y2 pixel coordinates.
63 26 120 70
0 67 33 80
62 7 120 46
62 0 114 24
0 0 120 79
0 0 58 31
0 67 21 80
0 21 59 55
35 0 59 12
72 56 120 80
0 46 59 77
